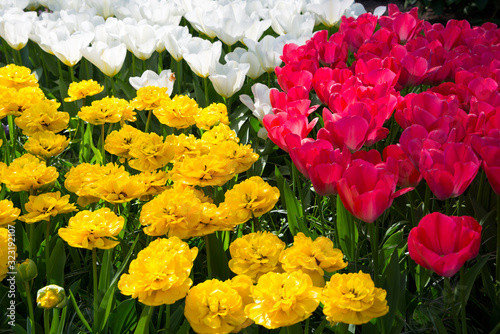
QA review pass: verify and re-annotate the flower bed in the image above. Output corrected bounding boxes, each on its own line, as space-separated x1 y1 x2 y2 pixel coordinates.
0 1 499 333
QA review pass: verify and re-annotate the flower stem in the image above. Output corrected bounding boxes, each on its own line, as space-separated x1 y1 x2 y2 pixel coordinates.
176 59 183 94
158 52 163 72
29 223 35 260
204 77 210 107
45 218 51 284
92 248 99 331
251 214 261 232
44 309 50 334
69 65 76 83
369 221 379 286
165 304 170 332
101 123 106 165
145 110 152 133
24 281 36 334
444 277 461 334
460 267 467 334
204 235 212 279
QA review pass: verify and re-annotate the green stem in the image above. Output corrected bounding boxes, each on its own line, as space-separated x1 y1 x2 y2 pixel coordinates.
423 184 431 215
408 191 416 227
369 221 379 286
45 218 51 284
52 308 60 334
7 115 17 161
165 304 170 332
251 214 261 232
101 123 106 165
337 322 349 334
132 55 136 77
24 281 36 334
16 49 23 66
92 248 99 331
476 170 485 204
444 277 461 334
176 59 183 94
330 195 340 249
460 267 467 334
204 235 212 279
158 52 163 72
204 77 210 107
29 223 35 260
145 110 152 133
69 290 92 332
2 39 12 64
44 309 50 334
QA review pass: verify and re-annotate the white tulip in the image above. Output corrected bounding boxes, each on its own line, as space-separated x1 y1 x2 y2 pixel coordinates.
306 0 355 27
239 83 274 139
225 47 265 80
121 21 157 60
51 31 95 67
0 0 29 10
0 8 37 50
209 60 250 98
184 4 218 39
129 69 176 95
81 41 127 77
243 35 285 73
160 25 191 61
182 38 221 78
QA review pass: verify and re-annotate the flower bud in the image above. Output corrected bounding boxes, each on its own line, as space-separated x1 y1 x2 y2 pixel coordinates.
16 259 38 282
36 285 68 309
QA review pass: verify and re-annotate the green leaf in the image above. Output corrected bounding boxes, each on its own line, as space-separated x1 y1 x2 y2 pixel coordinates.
134 305 153 334
206 232 230 280
48 238 66 286
462 254 489 304
425 307 448 334
175 319 191 334
336 196 358 262
382 249 401 332
107 299 137 334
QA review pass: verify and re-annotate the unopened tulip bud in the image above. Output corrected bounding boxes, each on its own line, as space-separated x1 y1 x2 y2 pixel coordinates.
16 259 38 282
36 285 68 309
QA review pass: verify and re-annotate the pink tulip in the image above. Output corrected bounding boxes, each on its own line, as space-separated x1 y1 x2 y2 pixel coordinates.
263 112 318 152
419 142 481 200
383 144 422 188
378 4 423 43
337 158 412 223
408 212 481 277
339 13 378 53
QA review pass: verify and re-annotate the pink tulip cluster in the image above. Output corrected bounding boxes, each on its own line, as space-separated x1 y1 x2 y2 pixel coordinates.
265 4 500 224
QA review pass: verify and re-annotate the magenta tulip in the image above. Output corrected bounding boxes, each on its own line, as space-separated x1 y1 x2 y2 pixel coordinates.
408 212 482 277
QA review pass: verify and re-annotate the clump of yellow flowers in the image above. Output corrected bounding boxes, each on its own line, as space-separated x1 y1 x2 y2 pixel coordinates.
1 153 58 193
321 271 389 325
64 79 103 102
118 237 198 306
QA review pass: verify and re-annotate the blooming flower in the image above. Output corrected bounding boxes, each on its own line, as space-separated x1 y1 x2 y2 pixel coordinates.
222 176 280 224
194 103 229 130
78 96 131 125
182 38 222 78
64 79 104 102
58 208 124 250
2 154 59 193
104 125 146 159
24 131 70 159
279 232 347 287
36 285 68 309
118 237 197 306
15 100 69 136
18 192 77 224
0 86 45 118
0 199 20 228
208 60 250 98
81 41 127 77
229 231 285 282
321 271 389 325
130 86 170 111
0 64 38 90
129 70 176 94
128 132 175 172
245 271 322 329
153 94 200 129
184 278 249 334
408 212 482 277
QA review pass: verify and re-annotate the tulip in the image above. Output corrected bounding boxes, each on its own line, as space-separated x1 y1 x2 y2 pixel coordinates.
263 111 318 152
160 25 192 62
243 35 286 73
240 83 273 139
16 259 38 282
419 142 481 200
337 158 412 223
182 38 222 78
121 21 157 60
129 69 176 95
51 30 95 67
383 144 422 188
306 0 356 28
81 41 127 77
339 13 378 52
36 285 68 309
408 212 481 277
225 47 265 80
209 61 250 98
0 8 37 50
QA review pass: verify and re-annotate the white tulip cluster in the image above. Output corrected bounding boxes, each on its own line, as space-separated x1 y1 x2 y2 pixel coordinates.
0 0 385 101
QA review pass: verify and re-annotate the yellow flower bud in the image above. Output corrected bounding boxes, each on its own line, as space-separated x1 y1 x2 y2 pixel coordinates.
36 285 68 309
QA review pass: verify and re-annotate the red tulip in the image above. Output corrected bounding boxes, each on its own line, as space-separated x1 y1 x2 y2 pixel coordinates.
263 112 318 152
339 13 378 53
408 212 482 277
337 158 412 223
383 144 422 188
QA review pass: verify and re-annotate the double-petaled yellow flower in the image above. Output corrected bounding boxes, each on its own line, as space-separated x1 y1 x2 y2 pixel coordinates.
58 208 124 249
0 199 20 228
128 132 175 172
0 227 15 281
0 64 38 90
78 96 131 125
131 86 169 110
36 285 68 309
279 232 347 287
104 124 145 159
245 271 322 329
2 154 58 193
15 100 69 136
131 170 169 199
194 102 229 130
0 86 45 119
24 131 70 159
184 277 251 334
64 79 104 102
153 94 200 129
223 176 280 224
229 231 285 282
118 237 197 306
321 271 389 325
18 192 77 224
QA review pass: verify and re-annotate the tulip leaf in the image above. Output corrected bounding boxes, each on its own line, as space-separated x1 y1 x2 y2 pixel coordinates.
463 254 489 305
107 299 137 334
424 307 448 334
48 238 66 286
206 232 230 280
382 249 402 332
336 196 358 262
175 319 191 334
